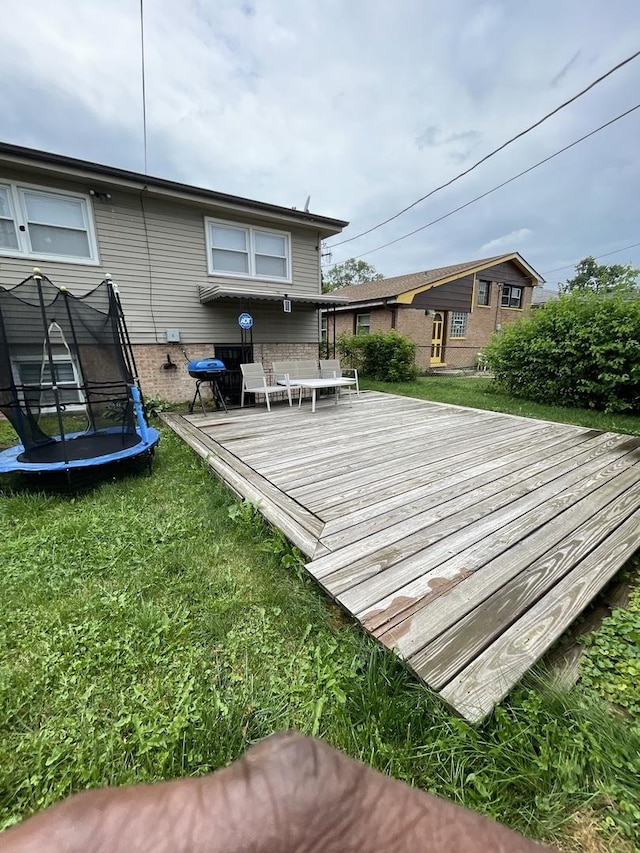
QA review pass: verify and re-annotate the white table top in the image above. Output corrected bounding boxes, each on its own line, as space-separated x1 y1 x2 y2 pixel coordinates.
285 377 356 388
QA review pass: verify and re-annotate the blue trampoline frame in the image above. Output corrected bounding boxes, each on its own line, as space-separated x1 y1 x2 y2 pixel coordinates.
0 426 160 474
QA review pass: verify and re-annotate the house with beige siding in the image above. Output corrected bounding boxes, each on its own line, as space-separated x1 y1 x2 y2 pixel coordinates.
323 254 543 371
0 142 348 402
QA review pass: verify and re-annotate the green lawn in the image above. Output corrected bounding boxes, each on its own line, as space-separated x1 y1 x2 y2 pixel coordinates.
362 375 640 435
1 417 639 850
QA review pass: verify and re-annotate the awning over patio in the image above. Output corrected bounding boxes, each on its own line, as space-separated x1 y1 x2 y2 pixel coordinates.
198 283 348 307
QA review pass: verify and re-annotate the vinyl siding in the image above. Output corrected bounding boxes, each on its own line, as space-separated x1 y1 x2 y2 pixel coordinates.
0 165 322 344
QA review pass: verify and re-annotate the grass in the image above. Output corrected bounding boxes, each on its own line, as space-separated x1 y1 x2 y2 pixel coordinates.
0 417 639 850
361 375 640 435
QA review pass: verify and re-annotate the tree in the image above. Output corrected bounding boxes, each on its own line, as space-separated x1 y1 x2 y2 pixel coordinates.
322 258 384 293
561 256 640 295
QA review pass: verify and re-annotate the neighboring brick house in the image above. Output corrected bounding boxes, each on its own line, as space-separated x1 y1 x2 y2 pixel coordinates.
322 253 543 370
0 142 348 402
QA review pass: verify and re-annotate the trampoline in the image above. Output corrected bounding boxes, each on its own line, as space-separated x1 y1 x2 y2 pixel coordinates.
0 269 159 486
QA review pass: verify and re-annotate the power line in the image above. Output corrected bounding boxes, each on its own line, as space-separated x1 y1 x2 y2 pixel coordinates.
140 0 148 175
328 49 640 250
324 102 640 265
542 241 640 275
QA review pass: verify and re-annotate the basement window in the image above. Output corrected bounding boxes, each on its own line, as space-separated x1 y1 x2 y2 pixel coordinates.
450 312 468 338
356 313 371 335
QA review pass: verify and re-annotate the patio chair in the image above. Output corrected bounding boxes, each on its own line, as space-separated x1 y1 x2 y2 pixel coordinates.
240 363 292 412
320 359 360 395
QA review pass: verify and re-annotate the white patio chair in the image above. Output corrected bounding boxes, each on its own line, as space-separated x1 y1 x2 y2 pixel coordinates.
240 363 292 412
319 359 360 395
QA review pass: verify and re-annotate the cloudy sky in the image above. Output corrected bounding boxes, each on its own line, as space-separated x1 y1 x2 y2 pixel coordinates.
1 0 639 286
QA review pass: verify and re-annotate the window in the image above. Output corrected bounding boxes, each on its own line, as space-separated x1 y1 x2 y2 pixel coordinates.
500 284 522 308
320 314 328 342
356 312 371 335
0 185 19 250
0 181 98 263
477 279 491 306
450 312 467 338
13 355 84 412
205 218 291 281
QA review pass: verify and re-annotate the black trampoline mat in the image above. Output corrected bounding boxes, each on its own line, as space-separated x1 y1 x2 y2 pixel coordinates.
18 432 142 464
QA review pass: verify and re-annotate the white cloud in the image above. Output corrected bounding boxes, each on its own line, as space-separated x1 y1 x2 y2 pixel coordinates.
480 229 534 254
1 0 639 280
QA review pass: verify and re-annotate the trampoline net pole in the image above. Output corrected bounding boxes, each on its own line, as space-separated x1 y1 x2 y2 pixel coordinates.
35 272 69 465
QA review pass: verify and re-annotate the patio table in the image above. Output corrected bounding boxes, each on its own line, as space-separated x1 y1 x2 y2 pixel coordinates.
279 376 357 413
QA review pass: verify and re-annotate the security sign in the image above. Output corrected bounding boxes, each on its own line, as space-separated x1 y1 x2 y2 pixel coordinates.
238 312 253 330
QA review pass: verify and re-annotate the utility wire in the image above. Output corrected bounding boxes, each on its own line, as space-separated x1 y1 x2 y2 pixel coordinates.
140 0 148 175
328 49 640 250
324 103 640 264
542 241 640 275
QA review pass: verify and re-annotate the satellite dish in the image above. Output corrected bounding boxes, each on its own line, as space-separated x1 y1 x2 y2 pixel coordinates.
303 195 311 212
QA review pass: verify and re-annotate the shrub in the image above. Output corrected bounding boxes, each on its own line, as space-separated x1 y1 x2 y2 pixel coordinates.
338 330 418 382
484 291 640 413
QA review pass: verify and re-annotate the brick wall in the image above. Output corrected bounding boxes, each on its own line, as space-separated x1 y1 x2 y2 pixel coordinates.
445 283 534 367
252 343 319 374
132 341 320 402
396 308 433 370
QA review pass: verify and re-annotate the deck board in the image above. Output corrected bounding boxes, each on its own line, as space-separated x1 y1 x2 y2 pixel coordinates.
162 391 640 721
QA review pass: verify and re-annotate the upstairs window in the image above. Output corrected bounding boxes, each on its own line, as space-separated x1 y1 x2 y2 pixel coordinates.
501 284 522 308
206 218 291 282
0 181 98 263
477 279 491 306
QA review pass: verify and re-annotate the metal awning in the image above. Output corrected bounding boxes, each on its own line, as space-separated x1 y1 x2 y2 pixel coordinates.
198 283 348 307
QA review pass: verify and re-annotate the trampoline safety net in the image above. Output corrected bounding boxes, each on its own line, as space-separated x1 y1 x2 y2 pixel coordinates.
0 272 142 464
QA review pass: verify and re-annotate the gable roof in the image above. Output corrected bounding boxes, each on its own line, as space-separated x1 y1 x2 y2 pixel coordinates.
0 141 348 236
330 253 543 304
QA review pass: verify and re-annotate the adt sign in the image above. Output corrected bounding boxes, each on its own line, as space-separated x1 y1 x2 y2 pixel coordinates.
238 312 253 330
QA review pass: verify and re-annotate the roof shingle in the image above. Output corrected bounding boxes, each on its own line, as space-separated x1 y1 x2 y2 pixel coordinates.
329 254 531 302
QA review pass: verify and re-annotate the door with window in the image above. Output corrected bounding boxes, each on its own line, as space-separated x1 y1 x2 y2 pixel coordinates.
430 312 445 364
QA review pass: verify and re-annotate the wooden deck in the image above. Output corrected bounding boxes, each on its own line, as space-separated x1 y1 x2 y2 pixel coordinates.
162 391 640 722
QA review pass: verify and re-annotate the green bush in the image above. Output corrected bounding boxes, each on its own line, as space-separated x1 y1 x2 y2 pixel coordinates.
580 585 640 720
484 292 640 413
338 330 418 382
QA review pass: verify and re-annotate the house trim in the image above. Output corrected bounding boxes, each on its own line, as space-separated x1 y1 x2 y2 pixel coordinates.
198 283 347 306
395 253 543 304
0 142 348 237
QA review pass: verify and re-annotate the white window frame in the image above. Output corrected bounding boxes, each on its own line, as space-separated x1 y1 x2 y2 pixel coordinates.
205 217 292 283
12 354 86 413
356 312 371 335
0 180 100 265
500 284 523 309
320 314 328 342
450 311 468 338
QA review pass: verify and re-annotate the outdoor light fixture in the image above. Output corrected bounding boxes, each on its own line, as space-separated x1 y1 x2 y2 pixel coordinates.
89 189 112 201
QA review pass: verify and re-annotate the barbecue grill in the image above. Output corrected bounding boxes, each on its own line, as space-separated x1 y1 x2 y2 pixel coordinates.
187 358 228 413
